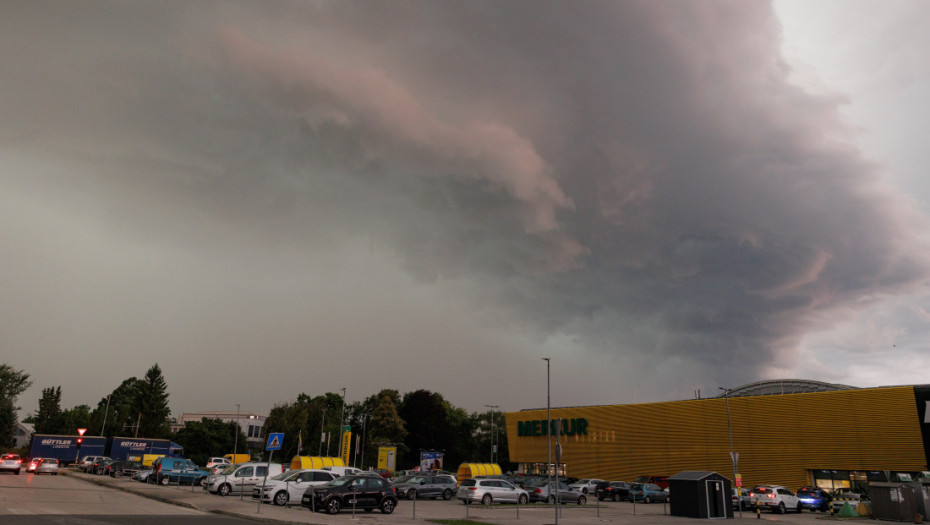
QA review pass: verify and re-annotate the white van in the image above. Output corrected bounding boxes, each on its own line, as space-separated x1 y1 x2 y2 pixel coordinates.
320 466 363 477
204 462 285 496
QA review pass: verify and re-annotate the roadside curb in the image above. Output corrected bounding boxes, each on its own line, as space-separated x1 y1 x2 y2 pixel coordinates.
61 469 200 510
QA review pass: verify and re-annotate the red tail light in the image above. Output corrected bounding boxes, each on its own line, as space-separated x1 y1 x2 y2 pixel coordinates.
767 494 776 499
468 487 477 491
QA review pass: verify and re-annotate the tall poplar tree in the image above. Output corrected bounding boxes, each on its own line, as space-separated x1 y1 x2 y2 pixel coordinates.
133 364 171 438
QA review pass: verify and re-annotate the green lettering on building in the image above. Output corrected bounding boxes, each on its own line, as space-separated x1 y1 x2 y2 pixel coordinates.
516 418 589 437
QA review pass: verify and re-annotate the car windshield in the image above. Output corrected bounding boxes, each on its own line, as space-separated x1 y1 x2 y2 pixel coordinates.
219 465 236 475
406 476 426 483
327 477 352 487
270 470 294 481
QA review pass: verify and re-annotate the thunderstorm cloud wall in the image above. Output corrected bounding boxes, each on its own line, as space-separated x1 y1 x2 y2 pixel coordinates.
2 0 929 415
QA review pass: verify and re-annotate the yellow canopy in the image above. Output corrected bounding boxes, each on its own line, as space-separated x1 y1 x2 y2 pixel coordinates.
457 462 502 480
290 456 346 470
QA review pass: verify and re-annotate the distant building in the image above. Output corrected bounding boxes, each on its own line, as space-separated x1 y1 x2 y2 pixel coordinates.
174 411 267 448
14 422 34 449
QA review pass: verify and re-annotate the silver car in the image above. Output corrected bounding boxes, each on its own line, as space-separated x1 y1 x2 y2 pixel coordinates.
457 478 529 505
252 468 336 506
35 458 59 475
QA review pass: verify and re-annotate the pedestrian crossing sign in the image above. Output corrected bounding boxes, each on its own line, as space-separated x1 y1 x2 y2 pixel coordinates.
266 432 284 451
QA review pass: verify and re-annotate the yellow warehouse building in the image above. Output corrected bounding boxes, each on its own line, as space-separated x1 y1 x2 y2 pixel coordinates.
504 380 930 491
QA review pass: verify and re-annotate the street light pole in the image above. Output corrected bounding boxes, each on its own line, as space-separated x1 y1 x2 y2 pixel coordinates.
543 357 556 525
100 395 111 436
719 387 740 518
233 403 240 459
484 404 499 463
338 387 347 459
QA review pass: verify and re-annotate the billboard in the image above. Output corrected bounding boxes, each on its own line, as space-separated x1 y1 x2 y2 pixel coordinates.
420 451 443 471
377 446 397 473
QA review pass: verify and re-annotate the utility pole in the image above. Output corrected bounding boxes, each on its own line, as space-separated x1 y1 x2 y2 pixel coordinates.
484 404 500 463
338 388 347 459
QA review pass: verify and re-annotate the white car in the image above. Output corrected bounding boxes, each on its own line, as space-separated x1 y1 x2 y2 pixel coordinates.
569 478 605 494
206 457 230 469
750 485 802 514
1 454 23 475
205 462 285 496
252 469 337 506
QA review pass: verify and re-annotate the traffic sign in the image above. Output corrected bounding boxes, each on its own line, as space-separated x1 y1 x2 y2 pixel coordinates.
266 432 284 451
77 428 87 436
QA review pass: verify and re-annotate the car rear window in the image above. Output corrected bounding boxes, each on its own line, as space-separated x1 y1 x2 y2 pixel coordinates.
460 479 476 487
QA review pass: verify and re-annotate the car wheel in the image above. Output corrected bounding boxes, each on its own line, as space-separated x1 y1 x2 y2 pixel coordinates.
160 475 170 486
408 489 417 500
614 494 620 502
777 502 786 514
114 470 123 478
645 496 652 504
442 489 453 500
327 498 341 514
15 469 21 475
273 491 288 506
218 483 231 496
796 503 803 513
197 477 206 487
519 494 528 505
549 495 556 504
482 494 493 505
380 498 396 514
578 495 587 505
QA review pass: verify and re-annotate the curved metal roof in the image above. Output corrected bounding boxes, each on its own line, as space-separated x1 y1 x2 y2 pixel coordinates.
719 379 857 398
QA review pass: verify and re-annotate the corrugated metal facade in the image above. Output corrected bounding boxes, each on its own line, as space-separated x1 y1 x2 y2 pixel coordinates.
504 386 926 489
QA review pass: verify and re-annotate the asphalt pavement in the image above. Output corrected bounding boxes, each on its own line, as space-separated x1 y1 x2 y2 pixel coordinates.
63 469 867 525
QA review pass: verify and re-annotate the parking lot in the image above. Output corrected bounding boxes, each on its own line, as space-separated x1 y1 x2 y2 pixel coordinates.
59 468 865 525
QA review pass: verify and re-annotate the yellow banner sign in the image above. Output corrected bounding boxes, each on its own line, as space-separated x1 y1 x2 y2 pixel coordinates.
341 430 351 464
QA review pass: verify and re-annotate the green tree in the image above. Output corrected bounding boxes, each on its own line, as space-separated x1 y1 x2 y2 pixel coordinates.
173 418 246 466
60 404 92 435
365 389 407 468
33 386 64 434
398 390 475 470
0 363 32 448
133 364 171 438
95 377 140 438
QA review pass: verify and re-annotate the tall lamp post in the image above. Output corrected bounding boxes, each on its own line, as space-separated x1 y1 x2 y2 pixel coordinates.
233 403 240 459
338 387 347 459
484 404 499 463
719 387 740 518
543 357 556 525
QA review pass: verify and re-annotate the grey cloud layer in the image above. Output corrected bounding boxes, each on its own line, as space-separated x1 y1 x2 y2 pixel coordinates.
3 1 928 411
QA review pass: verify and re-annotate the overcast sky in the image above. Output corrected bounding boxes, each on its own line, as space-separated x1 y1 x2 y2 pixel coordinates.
4 1 930 422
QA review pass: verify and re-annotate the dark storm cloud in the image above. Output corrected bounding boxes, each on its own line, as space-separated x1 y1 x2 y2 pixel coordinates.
3 0 929 412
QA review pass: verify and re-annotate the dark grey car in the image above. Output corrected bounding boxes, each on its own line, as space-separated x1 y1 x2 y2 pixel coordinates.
394 474 457 500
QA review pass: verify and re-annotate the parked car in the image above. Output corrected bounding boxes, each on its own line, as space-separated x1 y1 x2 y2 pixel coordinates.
301 474 398 514
749 485 801 513
206 457 230 469
629 483 668 503
569 478 606 494
732 487 751 509
831 488 866 511
96 458 118 475
633 475 670 489
599 481 632 501
109 460 142 478
79 456 110 473
252 469 337 506
319 466 364 477
35 458 60 475
797 487 832 512
528 480 588 504
457 477 529 505
1 454 23 475
394 474 457 500
204 462 285 496
151 457 209 486
133 467 154 483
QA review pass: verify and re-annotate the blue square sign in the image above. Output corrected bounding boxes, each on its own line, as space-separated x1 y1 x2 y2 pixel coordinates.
266 432 284 451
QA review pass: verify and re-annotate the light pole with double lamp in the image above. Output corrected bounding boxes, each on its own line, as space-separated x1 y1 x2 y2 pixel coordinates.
719 386 740 518
484 404 499 463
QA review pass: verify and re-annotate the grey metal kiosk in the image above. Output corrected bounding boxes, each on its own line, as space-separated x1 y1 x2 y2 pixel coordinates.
668 471 733 519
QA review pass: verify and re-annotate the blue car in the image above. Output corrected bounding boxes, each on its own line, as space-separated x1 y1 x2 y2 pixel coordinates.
629 483 668 503
796 487 831 512
152 457 209 486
